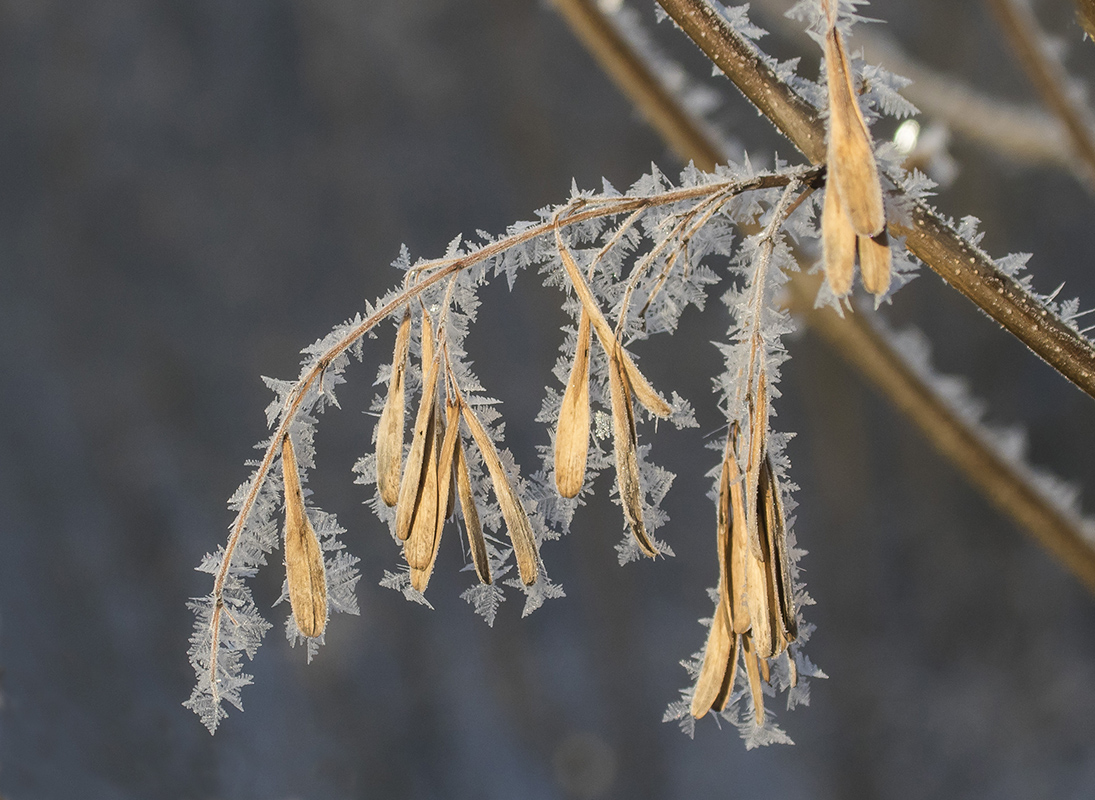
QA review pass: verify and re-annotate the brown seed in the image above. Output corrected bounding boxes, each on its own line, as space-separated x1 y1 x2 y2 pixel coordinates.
420 306 435 375
403 393 439 572
406 402 461 590
727 436 752 636
395 335 441 543
437 401 460 529
825 26 885 237
690 592 735 719
608 342 659 558
741 632 766 726
858 229 892 298
716 433 734 631
822 172 856 296
455 435 491 585
555 225 672 418
555 309 592 498
745 372 768 561
744 524 774 658
377 309 411 507
410 402 462 594
461 403 539 586
761 455 798 643
712 632 739 713
282 434 328 639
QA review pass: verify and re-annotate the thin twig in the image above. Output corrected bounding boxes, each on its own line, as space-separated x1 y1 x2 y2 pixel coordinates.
656 0 1095 403
986 0 1095 184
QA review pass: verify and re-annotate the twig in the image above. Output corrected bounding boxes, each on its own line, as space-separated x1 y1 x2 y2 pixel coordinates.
655 0 1095 403
986 0 1095 184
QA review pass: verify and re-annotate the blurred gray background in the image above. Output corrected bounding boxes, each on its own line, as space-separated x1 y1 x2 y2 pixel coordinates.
3 0 1095 797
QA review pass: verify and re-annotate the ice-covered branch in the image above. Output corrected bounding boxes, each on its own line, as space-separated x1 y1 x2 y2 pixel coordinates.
656 0 1095 403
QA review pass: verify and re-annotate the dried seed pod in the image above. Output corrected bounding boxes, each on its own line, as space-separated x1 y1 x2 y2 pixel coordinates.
455 434 491 585
824 26 885 237
608 342 659 558
716 433 734 630
712 632 740 713
761 455 798 644
436 401 460 531
377 308 411 507
690 591 738 719
745 372 768 561
404 393 440 574
727 433 752 636
822 175 856 296
282 434 328 639
420 306 435 375
741 632 766 726
395 343 441 543
555 310 592 498
555 225 672 418
461 403 539 586
409 401 463 592
858 229 892 298
744 522 774 658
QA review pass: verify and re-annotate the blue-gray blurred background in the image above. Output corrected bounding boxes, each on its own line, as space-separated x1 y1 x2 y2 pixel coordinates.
3 0 1095 797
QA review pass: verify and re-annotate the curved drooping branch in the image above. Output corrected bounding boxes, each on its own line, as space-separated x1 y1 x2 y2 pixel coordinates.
193 165 822 729
656 0 1095 403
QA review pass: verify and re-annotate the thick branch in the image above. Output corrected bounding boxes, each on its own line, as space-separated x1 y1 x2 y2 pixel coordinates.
657 0 1095 402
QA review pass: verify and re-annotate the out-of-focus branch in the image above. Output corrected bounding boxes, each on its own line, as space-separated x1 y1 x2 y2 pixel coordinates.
787 276 1095 593
1079 0 1095 40
986 0 1095 186
551 0 722 170
656 0 1095 405
550 0 1095 592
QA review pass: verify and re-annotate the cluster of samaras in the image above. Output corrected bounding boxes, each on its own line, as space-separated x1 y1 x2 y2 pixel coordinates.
689 412 797 726
688 4 891 725
374 305 539 595
368 216 680 604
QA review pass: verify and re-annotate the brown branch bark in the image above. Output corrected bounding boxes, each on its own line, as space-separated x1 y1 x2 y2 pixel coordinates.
656 0 1095 403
